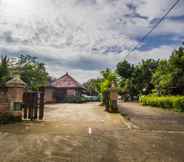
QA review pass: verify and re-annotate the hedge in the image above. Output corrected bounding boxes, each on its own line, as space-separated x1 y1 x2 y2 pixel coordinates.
63 96 88 103
139 95 184 112
63 96 100 103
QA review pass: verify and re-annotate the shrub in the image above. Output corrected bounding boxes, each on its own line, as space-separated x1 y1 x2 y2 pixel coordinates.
139 95 184 112
63 96 88 103
82 95 100 102
0 112 22 124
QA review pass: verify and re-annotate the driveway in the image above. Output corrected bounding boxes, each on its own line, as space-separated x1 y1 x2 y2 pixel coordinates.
0 102 184 162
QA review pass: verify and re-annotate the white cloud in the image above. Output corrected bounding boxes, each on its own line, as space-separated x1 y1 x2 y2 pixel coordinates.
152 19 184 36
136 0 184 19
126 45 177 64
0 0 183 82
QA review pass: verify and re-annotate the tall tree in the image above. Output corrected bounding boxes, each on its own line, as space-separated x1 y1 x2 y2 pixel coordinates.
100 68 118 95
152 60 172 95
137 59 159 95
17 55 49 91
83 78 102 96
116 59 159 99
116 60 134 79
168 47 184 94
152 46 184 95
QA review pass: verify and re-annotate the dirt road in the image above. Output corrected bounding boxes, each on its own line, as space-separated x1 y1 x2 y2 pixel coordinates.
119 102 184 131
0 102 184 162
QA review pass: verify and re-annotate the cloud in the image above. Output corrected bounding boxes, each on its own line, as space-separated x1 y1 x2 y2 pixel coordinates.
136 0 184 19
0 0 183 82
126 45 177 64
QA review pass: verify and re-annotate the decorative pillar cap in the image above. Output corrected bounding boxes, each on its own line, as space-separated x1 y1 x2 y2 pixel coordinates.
6 74 26 88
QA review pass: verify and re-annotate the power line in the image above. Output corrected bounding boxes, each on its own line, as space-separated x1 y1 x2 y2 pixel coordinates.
124 0 181 59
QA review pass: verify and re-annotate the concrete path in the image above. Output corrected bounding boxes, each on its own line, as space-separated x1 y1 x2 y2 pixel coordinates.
0 102 184 162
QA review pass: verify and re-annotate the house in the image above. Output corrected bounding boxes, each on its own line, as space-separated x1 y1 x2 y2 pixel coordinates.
44 73 86 103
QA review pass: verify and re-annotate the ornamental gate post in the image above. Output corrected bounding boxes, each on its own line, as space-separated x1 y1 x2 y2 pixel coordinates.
109 81 118 113
6 74 26 118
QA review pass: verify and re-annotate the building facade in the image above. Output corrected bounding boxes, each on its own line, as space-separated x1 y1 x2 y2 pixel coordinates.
44 73 85 103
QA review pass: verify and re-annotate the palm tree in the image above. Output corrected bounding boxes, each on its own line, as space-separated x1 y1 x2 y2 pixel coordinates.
0 56 11 87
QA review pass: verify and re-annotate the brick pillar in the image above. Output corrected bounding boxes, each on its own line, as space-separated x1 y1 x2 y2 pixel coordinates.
0 89 9 113
6 75 26 117
109 81 118 113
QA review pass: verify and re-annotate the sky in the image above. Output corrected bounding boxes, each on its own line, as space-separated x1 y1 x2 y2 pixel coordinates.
0 0 184 82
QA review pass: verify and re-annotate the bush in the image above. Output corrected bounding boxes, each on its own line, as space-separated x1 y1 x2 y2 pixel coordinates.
139 95 184 112
63 96 88 103
0 112 22 124
82 95 100 102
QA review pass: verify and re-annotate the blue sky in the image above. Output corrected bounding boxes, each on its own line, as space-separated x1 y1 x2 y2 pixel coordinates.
0 0 183 82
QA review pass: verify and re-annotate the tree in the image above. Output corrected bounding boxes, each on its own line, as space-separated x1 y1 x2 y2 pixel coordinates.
116 60 138 99
116 59 159 99
99 69 118 104
168 47 184 95
17 55 49 91
0 56 11 87
152 46 184 95
136 59 159 95
152 60 172 95
83 78 102 96
116 60 134 79
100 69 118 93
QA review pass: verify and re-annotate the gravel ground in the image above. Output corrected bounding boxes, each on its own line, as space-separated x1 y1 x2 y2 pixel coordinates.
0 102 184 162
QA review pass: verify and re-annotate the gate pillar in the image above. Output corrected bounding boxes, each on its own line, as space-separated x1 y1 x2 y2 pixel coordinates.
109 81 118 112
6 75 26 118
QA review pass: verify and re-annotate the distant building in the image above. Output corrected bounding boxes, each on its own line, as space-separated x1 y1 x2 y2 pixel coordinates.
44 73 85 103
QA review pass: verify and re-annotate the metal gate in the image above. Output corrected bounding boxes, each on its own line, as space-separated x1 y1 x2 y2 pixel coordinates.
22 92 44 120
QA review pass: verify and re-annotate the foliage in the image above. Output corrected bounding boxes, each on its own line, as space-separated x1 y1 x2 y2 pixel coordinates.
116 45 184 99
0 55 49 91
83 78 102 96
116 60 134 79
83 95 100 102
63 95 100 103
168 47 184 95
136 59 159 95
152 60 172 95
116 59 159 100
100 68 118 94
63 96 88 103
17 55 49 91
0 112 22 124
100 79 111 94
139 95 184 112
0 56 11 87
152 46 184 95
96 68 119 107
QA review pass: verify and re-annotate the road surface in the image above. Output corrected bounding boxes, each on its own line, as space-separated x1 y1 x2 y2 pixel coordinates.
0 102 184 162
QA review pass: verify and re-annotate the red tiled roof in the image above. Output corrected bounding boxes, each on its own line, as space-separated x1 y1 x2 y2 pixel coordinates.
51 73 83 88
